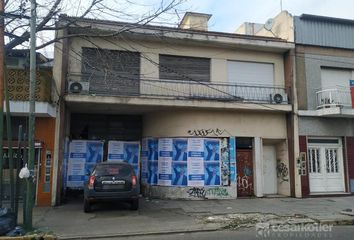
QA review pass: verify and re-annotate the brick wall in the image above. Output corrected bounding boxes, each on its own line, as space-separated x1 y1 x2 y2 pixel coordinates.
347 137 354 192
299 136 309 197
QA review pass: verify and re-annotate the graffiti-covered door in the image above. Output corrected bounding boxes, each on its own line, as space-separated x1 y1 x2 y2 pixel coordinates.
237 149 253 196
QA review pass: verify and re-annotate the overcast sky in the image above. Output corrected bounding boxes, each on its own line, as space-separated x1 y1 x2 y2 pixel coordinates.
37 0 354 57
180 0 354 32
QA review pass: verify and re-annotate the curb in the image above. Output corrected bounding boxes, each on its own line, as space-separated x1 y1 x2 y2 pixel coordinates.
56 218 354 239
0 235 57 240
318 219 354 226
57 227 220 240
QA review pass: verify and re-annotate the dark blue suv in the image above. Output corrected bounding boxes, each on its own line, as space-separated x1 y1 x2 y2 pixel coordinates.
84 162 139 212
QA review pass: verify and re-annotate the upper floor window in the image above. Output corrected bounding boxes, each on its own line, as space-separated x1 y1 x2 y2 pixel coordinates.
81 48 140 95
227 61 274 86
320 67 353 89
159 54 210 82
82 48 140 79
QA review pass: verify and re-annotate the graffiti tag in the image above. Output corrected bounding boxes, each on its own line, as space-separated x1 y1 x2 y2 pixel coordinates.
277 162 289 182
237 175 252 192
206 187 229 197
187 128 225 137
187 187 206 199
221 138 230 186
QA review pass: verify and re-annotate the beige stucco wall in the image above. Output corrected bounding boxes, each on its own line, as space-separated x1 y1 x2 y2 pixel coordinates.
52 30 65 103
179 15 209 31
276 140 291 196
256 11 294 42
143 110 287 139
67 37 286 87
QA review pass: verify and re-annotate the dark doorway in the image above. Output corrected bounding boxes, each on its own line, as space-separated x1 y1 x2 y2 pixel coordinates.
236 137 253 197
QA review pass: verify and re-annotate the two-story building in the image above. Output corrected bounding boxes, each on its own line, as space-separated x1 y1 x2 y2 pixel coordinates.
246 12 354 197
3 49 56 206
52 12 295 205
295 15 354 197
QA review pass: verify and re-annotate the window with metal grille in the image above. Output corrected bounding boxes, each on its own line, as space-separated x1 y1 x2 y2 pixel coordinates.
308 148 320 173
159 54 210 82
325 148 338 173
81 48 140 95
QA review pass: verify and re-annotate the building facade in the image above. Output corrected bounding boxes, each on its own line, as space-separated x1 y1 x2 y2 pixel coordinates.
3 50 56 206
294 15 354 197
52 13 296 205
251 12 354 197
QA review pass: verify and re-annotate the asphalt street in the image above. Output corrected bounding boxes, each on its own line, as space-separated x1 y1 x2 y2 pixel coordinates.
111 226 354 240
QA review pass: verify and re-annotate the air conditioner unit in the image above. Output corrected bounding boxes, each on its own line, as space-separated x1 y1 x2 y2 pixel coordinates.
270 93 288 104
68 81 89 94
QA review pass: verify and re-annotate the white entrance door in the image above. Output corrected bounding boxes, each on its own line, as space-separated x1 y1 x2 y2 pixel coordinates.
308 139 345 193
262 145 277 195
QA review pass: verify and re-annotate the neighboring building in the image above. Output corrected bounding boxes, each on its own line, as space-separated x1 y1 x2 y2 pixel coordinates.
52 12 295 205
3 50 56 206
249 12 354 197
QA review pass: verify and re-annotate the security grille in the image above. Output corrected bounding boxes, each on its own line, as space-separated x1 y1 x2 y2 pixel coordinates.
325 148 338 173
308 148 320 173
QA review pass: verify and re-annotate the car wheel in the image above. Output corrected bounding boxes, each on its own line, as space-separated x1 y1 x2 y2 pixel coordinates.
130 199 139 210
84 199 91 213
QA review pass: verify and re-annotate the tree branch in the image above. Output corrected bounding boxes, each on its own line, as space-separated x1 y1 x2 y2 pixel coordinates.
5 0 61 50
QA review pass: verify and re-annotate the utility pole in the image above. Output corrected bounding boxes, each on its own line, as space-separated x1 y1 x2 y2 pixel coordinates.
0 0 5 208
24 0 37 230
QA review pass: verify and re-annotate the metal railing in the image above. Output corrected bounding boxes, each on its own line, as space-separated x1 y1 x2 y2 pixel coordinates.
316 87 352 109
67 73 289 104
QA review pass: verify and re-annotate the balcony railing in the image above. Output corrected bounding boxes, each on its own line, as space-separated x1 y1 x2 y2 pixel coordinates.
316 87 352 109
67 73 289 104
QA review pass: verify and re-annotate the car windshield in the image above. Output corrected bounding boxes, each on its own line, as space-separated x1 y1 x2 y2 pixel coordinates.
95 164 132 177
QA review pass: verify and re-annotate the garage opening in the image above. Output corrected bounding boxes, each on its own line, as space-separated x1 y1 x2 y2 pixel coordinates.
64 113 142 202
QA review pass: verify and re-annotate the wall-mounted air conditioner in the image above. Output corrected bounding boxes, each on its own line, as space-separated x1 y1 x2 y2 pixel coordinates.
270 93 288 104
68 81 89 94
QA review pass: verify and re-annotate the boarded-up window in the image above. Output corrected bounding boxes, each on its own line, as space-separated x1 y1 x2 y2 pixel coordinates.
159 54 210 81
81 48 140 95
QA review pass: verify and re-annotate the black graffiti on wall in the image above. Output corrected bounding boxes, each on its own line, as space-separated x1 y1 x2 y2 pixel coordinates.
277 162 289 182
187 187 206 199
187 128 225 137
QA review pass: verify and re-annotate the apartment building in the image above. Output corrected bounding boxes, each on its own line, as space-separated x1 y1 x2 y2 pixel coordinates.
52 12 295 205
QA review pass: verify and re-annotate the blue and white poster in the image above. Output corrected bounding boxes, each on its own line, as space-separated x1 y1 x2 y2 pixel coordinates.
204 161 221 186
172 162 187 186
158 138 173 186
187 138 205 186
172 138 187 161
147 138 158 185
141 138 149 183
67 140 103 188
229 137 237 183
148 161 158 184
107 141 140 177
204 139 220 161
204 138 221 186
148 138 158 161
107 141 124 161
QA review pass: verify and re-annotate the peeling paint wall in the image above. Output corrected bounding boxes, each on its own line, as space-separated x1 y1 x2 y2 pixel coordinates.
145 185 236 200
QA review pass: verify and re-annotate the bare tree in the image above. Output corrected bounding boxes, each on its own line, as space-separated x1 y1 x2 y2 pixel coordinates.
3 0 186 53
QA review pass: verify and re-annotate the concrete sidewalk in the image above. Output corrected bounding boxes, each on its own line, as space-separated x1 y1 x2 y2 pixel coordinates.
32 196 354 239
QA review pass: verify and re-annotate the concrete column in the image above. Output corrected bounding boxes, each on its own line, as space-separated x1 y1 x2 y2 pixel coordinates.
294 115 302 198
140 53 159 79
253 137 263 197
51 107 61 206
211 58 227 83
